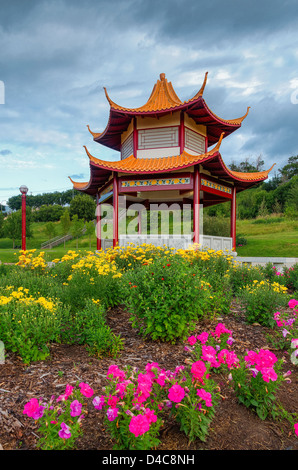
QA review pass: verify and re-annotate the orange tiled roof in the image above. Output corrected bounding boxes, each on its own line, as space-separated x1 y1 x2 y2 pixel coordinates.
83 132 224 173
86 73 251 150
69 133 275 193
226 164 276 181
102 72 209 113
104 73 183 113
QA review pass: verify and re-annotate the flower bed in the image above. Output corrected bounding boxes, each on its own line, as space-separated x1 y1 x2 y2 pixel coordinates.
0 245 297 450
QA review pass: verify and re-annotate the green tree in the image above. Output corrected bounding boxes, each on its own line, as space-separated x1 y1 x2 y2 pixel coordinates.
44 222 57 240
60 209 71 248
69 194 96 222
258 198 269 218
32 204 64 222
229 155 265 173
85 220 96 249
70 215 84 249
4 208 32 248
278 156 298 181
0 212 4 238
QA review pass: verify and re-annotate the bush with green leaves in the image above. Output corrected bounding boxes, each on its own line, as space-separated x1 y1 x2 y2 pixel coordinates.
228 263 265 295
62 300 123 359
123 255 230 342
0 286 66 363
283 263 298 293
239 280 289 327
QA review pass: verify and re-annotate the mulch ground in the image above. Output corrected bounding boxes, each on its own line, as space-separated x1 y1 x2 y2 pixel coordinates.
0 300 297 452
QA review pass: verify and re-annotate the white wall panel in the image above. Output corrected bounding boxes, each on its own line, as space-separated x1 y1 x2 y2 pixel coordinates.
138 127 179 150
185 127 205 154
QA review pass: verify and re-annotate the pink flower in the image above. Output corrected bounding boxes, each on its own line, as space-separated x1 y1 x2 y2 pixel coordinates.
289 299 298 309
197 388 213 407
294 423 298 437
93 395 106 410
56 384 74 402
129 414 150 437
188 335 197 346
58 422 71 439
106 407 119 421
191 360 207 381
261 367 278 383
116 380 131 397
201 345 220 368
70 400 82 417
107 365 126 381
245 350 258 366
168 383 185 403
144 408 158 424
107 395 119 408
197 332 209 344
213 323 232 339
217 349 239 369
23 398 44 420
255 349 277 371
65 384 74 396
145 362 160 373
156 373 167 387
135 373 153 402
79 382 94 397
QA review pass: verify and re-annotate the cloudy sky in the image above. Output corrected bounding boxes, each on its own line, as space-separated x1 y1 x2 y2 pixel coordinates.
1 0 298 203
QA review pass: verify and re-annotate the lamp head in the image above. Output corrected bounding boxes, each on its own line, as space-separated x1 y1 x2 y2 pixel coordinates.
19 185 28 195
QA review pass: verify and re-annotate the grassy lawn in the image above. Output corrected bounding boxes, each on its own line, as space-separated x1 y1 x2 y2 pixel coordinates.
0 216 297 264
236 218 298 257
0 221 98 263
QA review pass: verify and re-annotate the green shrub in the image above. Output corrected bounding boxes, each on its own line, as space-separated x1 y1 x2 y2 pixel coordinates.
62 300 123 358
236 234 247 246
0 287 66 363
123 256 229 342
283 263 298 292
228 263 265 295
239 280 289 327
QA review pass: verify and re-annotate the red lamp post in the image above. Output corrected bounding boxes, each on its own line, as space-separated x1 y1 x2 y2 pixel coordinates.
19 185 28 251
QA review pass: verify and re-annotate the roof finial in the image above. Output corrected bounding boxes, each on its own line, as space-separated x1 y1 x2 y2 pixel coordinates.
160 73 166 81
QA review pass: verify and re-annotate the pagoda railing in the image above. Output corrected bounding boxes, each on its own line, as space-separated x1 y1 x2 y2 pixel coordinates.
100 234 234 252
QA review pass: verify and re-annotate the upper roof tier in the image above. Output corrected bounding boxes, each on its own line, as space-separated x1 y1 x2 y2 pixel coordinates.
87 72 250 150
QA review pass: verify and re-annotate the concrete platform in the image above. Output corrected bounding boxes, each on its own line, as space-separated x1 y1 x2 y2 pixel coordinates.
235 257 298 269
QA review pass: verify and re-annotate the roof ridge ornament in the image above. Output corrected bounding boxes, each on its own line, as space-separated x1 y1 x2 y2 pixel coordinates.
186 71 208 102
86 124 102 139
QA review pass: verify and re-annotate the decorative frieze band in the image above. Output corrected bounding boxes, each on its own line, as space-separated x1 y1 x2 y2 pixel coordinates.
201 178 232 195
121 176 191 190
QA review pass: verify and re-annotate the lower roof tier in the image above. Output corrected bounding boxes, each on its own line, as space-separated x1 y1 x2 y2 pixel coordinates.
69 137 275 196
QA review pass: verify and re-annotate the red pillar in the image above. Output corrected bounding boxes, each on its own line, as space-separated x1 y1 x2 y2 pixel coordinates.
179 112 185 154
133 117 138 157
96 194 101 251
193 166 201 246
230 186 236 250
113 174 119 248
21 193 26 251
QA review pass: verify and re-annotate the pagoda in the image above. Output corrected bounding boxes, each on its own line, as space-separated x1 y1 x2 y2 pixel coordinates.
69 72 275 251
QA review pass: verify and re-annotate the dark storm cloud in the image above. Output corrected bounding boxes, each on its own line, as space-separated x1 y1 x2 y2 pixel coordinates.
0 0 298 199
130 0 298 44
